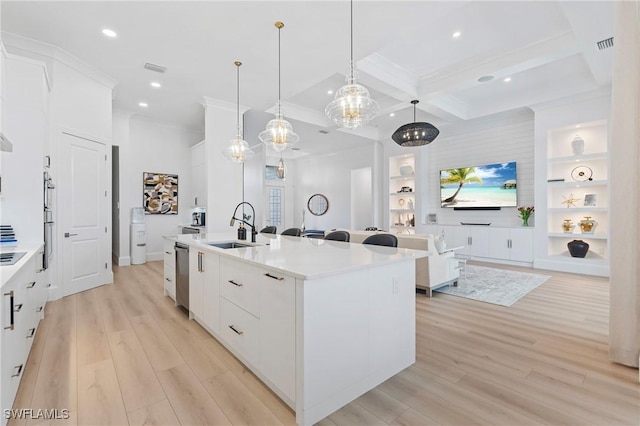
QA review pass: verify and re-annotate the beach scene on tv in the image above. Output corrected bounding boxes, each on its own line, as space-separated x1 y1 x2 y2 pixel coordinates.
440 162 517 208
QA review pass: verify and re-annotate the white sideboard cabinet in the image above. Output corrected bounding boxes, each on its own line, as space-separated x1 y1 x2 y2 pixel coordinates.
425 225 534 265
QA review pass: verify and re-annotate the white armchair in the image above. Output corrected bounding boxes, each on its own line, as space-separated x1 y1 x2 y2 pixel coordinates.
420 235 461 297
338 230 461 297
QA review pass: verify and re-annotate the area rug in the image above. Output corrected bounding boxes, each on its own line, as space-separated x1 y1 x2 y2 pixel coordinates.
434 264 551 307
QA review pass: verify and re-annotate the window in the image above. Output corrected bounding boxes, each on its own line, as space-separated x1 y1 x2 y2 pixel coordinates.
265 165 279 181
267 187 283 226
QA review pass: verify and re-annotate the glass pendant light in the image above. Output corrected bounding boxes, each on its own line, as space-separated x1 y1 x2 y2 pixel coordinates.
276 155 286 180
223 61 255 163
391 100 439 147
325 0 379 129
259 21 299 152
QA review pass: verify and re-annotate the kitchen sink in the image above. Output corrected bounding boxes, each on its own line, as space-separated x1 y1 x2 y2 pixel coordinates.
206 242 257 249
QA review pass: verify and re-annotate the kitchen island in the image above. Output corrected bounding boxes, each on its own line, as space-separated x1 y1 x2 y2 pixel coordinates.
164 232 426 425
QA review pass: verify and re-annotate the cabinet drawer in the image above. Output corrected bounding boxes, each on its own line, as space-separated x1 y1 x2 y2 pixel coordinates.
163 241 176 268
220 259 260 317
220 297 259 367
164 264 176 299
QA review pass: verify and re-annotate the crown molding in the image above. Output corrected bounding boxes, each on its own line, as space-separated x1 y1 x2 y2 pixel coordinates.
201 96 249 114
1 31 118 89
529 86 612 112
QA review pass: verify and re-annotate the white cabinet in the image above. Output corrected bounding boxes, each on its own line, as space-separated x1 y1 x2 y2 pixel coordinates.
489 228 533 262
389 154 416 234
190 142 207 207
218 257 295 402
259 269 295 401
163 240 176 299
453 226 490 257
542 119 609 276
1 248 47 420
188 249 219 327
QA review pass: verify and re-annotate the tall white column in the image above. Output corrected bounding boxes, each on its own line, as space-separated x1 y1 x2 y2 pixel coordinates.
202 97 249 232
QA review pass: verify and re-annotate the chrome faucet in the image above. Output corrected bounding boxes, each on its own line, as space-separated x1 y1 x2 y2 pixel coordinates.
230 202 257 242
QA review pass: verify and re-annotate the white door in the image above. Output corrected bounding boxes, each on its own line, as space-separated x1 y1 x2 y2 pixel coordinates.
60 132 110 296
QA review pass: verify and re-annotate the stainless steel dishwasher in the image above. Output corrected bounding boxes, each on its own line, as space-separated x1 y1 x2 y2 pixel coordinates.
175 243 189 310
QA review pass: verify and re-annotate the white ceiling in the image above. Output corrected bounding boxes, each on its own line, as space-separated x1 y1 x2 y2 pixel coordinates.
1 1 615 156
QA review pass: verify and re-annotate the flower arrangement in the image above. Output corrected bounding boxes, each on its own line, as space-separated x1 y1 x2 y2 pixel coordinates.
517 206 534 226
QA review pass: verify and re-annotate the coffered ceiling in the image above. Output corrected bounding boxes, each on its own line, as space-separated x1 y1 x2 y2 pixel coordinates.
1 1 615 156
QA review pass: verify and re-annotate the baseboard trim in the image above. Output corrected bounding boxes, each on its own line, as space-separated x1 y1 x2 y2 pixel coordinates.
118 256 131 266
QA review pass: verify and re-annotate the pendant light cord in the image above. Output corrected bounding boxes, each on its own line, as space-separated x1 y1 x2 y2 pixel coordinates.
413 103 416 122
350 0 353 63
235 62 241 135
278 25 281 103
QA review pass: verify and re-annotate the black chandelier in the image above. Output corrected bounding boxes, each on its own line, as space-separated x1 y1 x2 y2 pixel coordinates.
391 100 439 147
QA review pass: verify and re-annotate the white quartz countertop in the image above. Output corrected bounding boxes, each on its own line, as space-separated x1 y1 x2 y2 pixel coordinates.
166 232 428 280
1 244 43 288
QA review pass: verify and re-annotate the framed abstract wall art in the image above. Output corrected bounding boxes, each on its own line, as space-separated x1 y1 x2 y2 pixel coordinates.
143 172 178 214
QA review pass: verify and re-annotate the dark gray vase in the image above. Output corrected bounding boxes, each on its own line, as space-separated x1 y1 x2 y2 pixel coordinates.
567 240 589 258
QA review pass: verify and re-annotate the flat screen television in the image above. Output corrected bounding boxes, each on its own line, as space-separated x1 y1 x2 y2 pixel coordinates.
440 161 517 208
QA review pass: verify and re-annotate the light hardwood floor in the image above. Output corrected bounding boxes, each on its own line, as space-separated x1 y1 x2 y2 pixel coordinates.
8 261 639 425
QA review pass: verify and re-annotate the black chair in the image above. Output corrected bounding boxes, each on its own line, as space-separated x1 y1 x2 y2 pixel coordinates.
260 226 277 234
362 233 398 248
281 228 302 237
324 231 350 242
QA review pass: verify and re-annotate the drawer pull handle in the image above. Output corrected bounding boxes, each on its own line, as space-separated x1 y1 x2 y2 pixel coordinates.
228 325 243 335
228 280 243 287
27 328 36 338
165 277 172 282
12 364 23 377
36 306 43 313
165 251 172 255
4 291 14 330
14 303 23 313
27 281 36 289
264 273 284 281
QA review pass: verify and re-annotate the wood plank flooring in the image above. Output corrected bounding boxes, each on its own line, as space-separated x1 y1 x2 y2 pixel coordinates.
8 261 639 425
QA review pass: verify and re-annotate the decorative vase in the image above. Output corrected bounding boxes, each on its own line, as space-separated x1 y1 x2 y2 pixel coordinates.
567 239 589 258
399 163 414 176
561 219 575 233
407 199 414 210
571 135 585 155
579 216 598 234
521 217 530 227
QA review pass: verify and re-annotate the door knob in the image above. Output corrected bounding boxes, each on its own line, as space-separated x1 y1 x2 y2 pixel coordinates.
64 232 78 238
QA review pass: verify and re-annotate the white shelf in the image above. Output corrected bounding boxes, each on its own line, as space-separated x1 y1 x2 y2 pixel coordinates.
390 192 415 196
547 179 607 188
548 232 608 240
390 225 415 229
544 119 609 276
548 152 607 164
390 209 415 213
390 175 415 180
548 207 608 212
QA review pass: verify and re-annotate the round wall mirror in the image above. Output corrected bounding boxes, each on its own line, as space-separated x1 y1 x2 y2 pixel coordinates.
307 194 329 216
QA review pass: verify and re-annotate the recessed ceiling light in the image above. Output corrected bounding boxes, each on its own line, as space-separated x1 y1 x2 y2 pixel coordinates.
327 90 333 95
452 31 461 38
150 82 161 88
102 29 117 38
389 113 395 117
478 75 494 83
576 124 581 128
504 77 512 83
138 102 148 108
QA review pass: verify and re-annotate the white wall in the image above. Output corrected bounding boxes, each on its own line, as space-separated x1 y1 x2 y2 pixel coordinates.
415 108 535 230
114 114 202 264
294 144 376 231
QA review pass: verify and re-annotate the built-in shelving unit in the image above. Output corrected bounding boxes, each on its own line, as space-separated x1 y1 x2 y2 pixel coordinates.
389 154 416 234
544 119 609 275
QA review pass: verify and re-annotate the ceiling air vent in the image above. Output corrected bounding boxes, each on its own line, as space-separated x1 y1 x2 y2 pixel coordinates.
144 62 167 73
596 37 614 50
